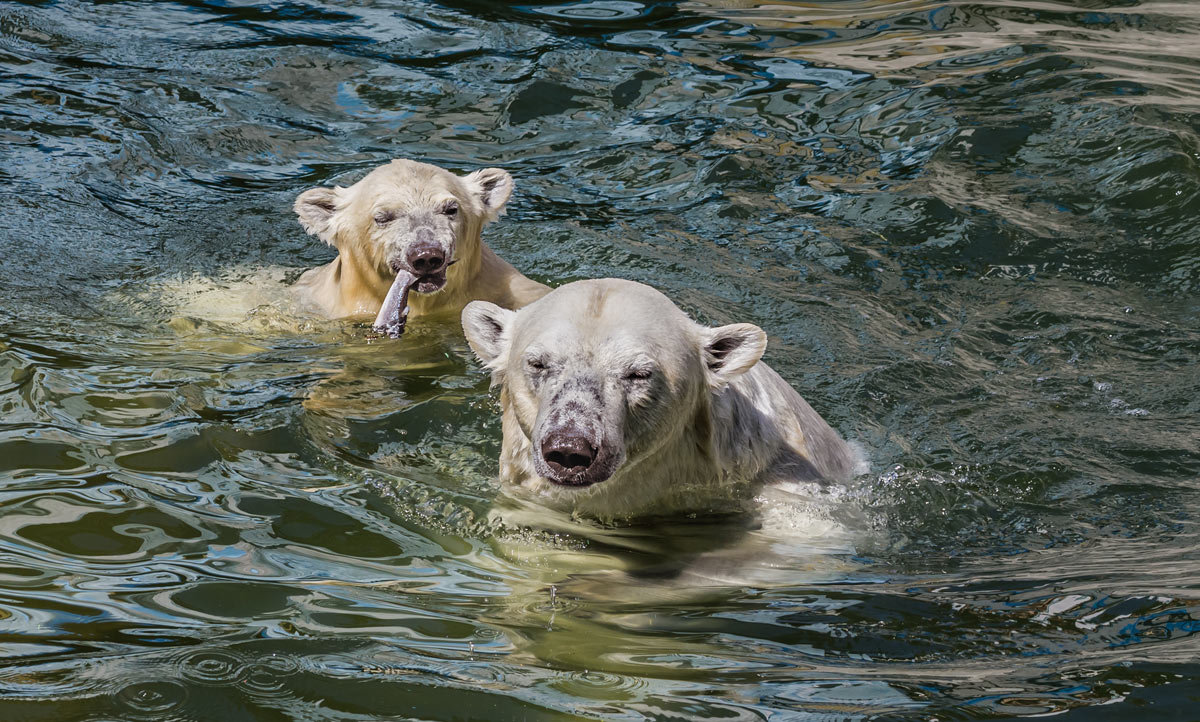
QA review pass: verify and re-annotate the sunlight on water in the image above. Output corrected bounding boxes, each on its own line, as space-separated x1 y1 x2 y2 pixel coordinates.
0 0 1198 718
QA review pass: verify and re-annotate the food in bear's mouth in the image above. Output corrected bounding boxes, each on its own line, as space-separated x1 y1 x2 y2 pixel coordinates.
372 269 415 338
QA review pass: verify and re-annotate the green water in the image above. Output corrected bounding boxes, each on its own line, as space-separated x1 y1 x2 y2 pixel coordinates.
1 0 1198 719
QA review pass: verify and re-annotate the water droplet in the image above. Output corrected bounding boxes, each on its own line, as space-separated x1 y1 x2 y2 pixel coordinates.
114 680 187 715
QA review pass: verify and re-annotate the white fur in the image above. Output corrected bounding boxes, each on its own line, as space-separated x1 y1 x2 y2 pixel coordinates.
292 159 547 321
463 278 864 519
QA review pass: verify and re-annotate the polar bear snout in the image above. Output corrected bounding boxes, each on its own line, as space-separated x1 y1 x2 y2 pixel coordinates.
401 238 452 294
528 373 626 487
387 231 454 294
406 239 447 276
539 430 599 485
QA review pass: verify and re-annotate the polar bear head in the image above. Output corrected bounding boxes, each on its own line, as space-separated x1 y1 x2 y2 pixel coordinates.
294 159 513 294
463 279 768 509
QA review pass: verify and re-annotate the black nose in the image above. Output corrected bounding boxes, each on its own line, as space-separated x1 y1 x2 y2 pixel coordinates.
407 242 445 275
541 432 596 476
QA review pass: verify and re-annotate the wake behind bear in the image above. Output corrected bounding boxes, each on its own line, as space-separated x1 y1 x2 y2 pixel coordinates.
462 278 864 519
293 159 549 336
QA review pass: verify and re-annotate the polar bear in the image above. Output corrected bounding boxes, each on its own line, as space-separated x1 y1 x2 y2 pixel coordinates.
462 278 864 518
293 159 549 335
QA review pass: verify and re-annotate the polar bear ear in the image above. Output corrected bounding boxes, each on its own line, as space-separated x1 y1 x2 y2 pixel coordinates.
463 168 514 221
294 186 342 245
702 323 768 386
462 301 515 367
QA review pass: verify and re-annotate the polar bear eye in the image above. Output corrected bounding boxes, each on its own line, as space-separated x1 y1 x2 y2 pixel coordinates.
374 210 397 226
624 368 653 382
527 358 547 372
441 201 458 217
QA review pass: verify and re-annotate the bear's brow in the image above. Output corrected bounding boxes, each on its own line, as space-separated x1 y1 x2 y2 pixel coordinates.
586 286 611 317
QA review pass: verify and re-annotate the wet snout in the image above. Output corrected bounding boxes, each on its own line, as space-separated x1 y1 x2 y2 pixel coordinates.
540 428 598 483
406 236 446 276
393 226 451 294
532 375 622 487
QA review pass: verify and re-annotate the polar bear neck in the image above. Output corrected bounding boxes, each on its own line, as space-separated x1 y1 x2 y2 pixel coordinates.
307 252 395 318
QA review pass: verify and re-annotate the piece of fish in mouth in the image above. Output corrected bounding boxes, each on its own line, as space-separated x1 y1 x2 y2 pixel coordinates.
373 269 416 338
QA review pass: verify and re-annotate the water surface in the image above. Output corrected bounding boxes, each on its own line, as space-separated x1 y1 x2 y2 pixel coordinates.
1 0 1199 718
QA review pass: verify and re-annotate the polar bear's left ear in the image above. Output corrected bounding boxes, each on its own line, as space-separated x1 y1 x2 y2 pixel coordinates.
463 168 514 221
294 186 343 246
702 323 768 386
462 301 515 367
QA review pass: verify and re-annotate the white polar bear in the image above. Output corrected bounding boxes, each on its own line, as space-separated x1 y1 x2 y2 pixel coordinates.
293 159 549 335
462 278 864 518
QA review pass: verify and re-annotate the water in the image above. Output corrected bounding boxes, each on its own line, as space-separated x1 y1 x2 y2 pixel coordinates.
1 0 1198 718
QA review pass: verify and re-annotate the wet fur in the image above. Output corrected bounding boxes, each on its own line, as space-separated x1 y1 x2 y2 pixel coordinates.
292 159 548 320
463 279 864 519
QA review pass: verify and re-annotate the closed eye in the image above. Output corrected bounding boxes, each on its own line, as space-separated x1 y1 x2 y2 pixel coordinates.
624 368 653 381
374 210 397 225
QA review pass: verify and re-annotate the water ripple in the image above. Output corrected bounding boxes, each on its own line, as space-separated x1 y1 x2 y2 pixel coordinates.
114 679 189 718
1 0 1198 719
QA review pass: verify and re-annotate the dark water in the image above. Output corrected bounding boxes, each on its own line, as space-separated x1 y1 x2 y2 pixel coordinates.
2 0 1199 718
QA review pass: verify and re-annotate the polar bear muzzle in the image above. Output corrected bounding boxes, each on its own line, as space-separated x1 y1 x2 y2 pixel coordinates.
538 429 601 486
531 376 624 487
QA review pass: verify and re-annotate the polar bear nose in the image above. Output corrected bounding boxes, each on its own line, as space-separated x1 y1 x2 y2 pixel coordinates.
541 433 597 476
407 241 446 275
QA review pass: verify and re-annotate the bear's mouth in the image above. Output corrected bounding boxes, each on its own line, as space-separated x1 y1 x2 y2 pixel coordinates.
387 258 455 295
546 472 600 488
534 430 617 488
412 269 447 294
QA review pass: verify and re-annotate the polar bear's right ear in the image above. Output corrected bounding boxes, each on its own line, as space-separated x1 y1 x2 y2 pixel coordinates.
462 301 515 367
294 186 343 245
463 168 514 221
702 323 768 387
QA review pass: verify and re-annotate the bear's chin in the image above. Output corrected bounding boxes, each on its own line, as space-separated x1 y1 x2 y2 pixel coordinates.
535 462 617 488
544 475 600 488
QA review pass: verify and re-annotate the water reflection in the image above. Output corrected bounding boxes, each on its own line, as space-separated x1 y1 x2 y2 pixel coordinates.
1 0 1199 718
688 0 1200 105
